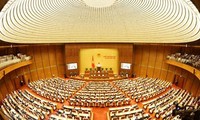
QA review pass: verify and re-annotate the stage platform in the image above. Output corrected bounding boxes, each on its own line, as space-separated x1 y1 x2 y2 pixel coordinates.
69 76 127 81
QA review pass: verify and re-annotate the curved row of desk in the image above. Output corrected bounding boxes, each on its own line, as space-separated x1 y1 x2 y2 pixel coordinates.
0 77 199 120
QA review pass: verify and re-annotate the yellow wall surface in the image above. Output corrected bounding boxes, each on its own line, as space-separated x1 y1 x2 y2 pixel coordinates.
79 48 118 74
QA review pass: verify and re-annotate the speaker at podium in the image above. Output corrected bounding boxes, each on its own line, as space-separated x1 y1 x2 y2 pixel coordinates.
97 62 101 71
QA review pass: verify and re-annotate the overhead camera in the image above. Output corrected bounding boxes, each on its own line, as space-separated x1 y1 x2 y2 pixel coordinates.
172 101 200 120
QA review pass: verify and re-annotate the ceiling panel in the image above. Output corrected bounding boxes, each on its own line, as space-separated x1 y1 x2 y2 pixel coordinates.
0 0 200 43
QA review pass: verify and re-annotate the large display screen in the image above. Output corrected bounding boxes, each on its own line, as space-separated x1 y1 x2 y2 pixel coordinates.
121 63 131 69
67 63 78 70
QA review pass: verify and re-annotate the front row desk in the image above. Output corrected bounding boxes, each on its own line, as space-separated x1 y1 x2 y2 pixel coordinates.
85 70 114 79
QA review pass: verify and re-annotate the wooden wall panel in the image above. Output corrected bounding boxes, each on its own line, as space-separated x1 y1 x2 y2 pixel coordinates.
19 45 65 81
182 73 193 91
118 45 133 76
56 46 65 64
197 86 200 96
153 68 161 78
15 66 23 76
166 72 174 82
28 47 37 73
181 70 189 87
23 66 30 75
134 46 143 66
154 48 164 69
175 67 182 76
48 46 57 66
23 73 31 83
167 65 176 82
160 70 167 80
65 44 133 77
0 44 65 101
8 76 16 90
58 65 65 78
35 61 43 69
0 91 3 101
37 69 45 80
44 68 51 78
4 76 13 94
41 46 50 68
161 47 170 69
132 45 136 66
148 46 157 67
140 66 147 77
56 46 65 77
30 71 38 82
51 67 58 77
147 67 154 78
0 81 8 98
9 72 17 88
34 47 43 69
0 44 199 101
132 44 200 96
192 77 200 96
141 45 149 67
133 46 142 76
14 76 22 89
133 65 140 77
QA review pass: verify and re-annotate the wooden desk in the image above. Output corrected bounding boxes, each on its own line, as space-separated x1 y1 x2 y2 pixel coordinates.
85 70 114 78
89 76 109 79
70 76 127 81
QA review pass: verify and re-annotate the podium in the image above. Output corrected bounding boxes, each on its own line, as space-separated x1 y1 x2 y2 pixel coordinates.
84 69 114 79
97 63 101 71
97 67 101 71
